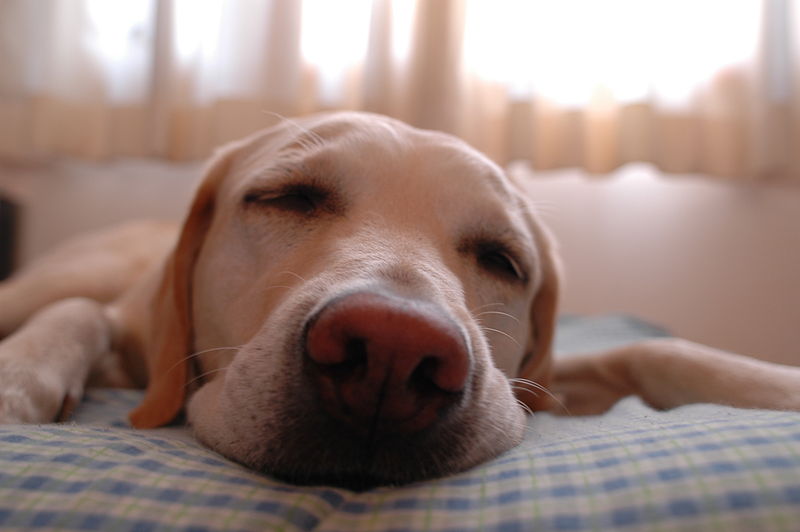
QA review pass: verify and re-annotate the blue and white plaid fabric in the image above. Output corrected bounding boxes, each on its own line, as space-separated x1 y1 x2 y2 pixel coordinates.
1 316 798 531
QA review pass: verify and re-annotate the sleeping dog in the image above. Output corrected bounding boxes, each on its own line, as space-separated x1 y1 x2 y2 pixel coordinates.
1 112 798 489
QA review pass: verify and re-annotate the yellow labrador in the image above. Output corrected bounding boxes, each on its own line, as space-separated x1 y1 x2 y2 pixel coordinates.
0 112 798 488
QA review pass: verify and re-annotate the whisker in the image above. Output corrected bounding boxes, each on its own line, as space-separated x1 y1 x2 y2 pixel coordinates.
190 346 243 358
510 385 538 397
262 285 295 292
277 270 307 283
263 110 288 122
510 377 571 416
469 302 506 314
510 377 551 396
474 310 520 324
517 402 537 437
185 368 227 390
480 326 521 349
515 398 534 417
163 345 243 378
263 111 326 150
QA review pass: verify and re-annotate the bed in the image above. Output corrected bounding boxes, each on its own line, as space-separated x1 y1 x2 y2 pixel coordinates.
1 315 798 531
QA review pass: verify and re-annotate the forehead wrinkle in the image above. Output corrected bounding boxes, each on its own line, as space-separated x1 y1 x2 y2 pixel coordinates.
235 117 353 184
280 119 412 177
296 113 414 159
415 135 517 200
470 163 517 204
256 137 352 180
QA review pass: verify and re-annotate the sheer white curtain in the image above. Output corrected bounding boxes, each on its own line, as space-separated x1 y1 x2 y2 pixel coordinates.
0 0 798 180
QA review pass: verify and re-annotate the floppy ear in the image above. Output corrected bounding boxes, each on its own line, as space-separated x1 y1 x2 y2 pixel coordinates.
128 145 239 429
516 213 562 412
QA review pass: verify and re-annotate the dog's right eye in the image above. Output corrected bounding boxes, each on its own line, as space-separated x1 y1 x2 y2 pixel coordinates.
243 184 327 215
266 192 317 214
478 249 523 281
470 239 528 284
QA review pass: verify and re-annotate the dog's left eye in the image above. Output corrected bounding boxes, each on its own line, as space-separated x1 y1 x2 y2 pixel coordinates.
477 248 524 281
244 185 326 215
268 192 318 214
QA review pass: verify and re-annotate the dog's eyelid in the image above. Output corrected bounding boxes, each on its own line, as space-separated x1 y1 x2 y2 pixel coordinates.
242 183 331 203
461 237 530 284
244 182 325 199
242 182 334 214
479 246 527 283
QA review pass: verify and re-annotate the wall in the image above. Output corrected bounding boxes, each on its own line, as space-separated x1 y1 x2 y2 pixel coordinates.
520 163 800 365
0 160 199 265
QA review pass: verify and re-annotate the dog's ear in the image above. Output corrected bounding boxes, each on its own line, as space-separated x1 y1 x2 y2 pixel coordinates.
128 144 240 429
516 210 562 412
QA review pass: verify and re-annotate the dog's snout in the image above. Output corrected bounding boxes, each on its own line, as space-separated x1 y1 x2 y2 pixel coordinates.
305 292 470 434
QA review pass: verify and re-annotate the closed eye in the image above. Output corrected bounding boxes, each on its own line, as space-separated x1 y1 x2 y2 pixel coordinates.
475 243 526 283
243 184 329 215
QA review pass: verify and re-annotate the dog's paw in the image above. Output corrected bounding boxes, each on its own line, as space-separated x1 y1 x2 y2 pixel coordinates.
552 350 637 415
0 364 68 424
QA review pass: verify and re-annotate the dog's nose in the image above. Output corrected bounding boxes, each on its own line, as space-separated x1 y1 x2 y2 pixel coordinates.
304 292 470 434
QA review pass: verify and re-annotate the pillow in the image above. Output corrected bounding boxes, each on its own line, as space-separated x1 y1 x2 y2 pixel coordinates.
1 316 798 531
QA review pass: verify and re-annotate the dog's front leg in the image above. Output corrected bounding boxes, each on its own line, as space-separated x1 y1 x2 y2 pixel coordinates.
553 338 800 415
0 297 112 423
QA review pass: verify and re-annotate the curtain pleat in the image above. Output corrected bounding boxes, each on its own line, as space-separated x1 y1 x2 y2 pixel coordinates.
0 0 797 181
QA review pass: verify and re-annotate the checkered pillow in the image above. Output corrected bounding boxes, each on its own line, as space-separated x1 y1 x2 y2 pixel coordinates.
1 316 798 531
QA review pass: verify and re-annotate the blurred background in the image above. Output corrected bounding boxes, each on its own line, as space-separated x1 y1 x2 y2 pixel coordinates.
0 0 798 362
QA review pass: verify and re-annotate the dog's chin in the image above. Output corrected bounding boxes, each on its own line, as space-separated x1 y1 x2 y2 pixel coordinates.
188 376 526 490
253 406 525 490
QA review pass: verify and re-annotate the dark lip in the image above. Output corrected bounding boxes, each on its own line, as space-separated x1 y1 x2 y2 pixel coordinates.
247 381 474 490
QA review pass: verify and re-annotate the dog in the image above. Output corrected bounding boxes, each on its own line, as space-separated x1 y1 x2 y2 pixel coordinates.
1 112 798 489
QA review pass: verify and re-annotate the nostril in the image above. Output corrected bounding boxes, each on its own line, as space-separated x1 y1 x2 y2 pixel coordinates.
345 337 368 367
311 337 367 380
316 337 368 380
409 356 444 395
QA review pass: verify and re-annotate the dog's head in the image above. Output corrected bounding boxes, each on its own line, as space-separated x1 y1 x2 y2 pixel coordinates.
129 112 559 488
